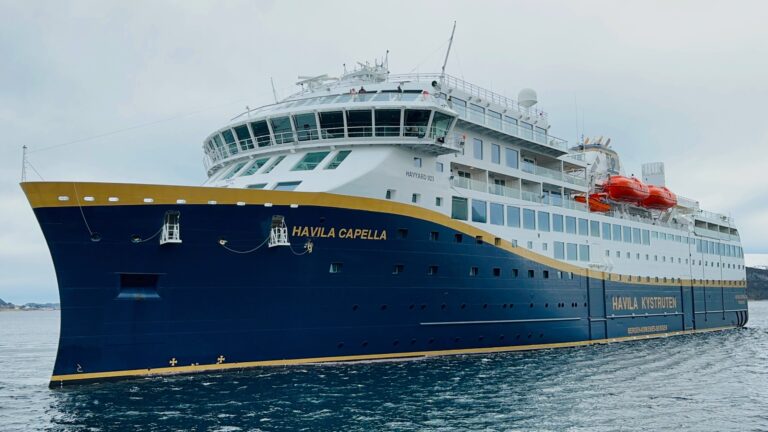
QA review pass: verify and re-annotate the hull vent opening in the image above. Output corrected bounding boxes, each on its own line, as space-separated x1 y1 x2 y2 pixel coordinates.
160 211 182 245
269 215 290 248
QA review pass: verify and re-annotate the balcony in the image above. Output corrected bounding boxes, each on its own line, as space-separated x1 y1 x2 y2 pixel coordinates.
451 177 588 212
521 161 587 188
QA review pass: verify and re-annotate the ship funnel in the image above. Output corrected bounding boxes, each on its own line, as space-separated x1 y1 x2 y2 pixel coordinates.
518 88 538 108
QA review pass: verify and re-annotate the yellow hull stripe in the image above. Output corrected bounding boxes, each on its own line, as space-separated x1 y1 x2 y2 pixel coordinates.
50 326 736 384
21 181 746 289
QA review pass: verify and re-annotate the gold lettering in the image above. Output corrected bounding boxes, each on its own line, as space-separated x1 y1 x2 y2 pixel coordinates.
292 226 301 236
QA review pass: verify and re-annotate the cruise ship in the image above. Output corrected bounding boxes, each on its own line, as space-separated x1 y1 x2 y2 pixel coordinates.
23 61 748 387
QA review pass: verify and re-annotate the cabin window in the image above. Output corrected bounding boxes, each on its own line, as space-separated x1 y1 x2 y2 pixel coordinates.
375 109 401 137
488 110 502 129
319 111 345 139
411 193 421 203
428 265 439 276
468 103 485 124
642 229 651 245
491 144 501 164
579 245 590 262
270 117 294 144
329 263 343 273
241 158 270 176
538 211 550 232
413 157 422 168
590 221 600 237
246 183 267 189
612 224 622 241
505 147 519 169
393 264 404 274
632 228 642 244
565 216 577 234
523 209 536 230
222 129 238 155
451 196 468 220
292 151 330 171
262 155 285 173
249 120 272 147
507 206 521 227
273 181 302 191
471 200 487 223
503 115 518 134
436 161 444 172
602 222 612 240
490 203 504 225
566 243 578 261
623 226 632 243
469 266 479 276
234 124 254 150
325 150 351 170
435 197 443 206
385 189 396 200
430 111 453 138
400 109 429 138
554 241 565 259
346 110 372 137
578 218 589 236
473 138 483 160
451 97 467 117
553 214 564 232
293 113 319 141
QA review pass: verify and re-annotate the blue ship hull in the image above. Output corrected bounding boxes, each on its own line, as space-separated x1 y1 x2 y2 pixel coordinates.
23 182 748 387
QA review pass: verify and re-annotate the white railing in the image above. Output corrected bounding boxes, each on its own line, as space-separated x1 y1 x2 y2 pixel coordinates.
451 178 588 212
521 161 587 187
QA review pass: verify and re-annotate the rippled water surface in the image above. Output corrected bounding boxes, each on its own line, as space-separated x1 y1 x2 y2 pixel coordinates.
1 302 767 431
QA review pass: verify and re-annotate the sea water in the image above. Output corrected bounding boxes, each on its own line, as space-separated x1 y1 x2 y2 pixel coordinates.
1 302 767 431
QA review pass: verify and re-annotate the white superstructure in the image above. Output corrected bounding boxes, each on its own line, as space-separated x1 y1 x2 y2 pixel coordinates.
201 62 745 285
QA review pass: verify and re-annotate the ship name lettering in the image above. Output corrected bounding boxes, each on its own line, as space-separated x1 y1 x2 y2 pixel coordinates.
612 296 678 311
291 226 386 241
405 171 435 182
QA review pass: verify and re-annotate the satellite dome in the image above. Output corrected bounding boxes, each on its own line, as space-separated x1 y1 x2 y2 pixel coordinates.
518 88 538 108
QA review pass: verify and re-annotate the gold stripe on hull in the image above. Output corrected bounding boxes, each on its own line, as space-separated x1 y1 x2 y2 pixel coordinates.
49 326 737 385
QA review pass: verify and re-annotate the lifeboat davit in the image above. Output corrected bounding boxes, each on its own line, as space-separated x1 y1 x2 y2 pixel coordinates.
641 185 677 210
575 193 611 212
603 175 649 203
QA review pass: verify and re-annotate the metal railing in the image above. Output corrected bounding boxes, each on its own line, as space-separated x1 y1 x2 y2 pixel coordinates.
451 177 588 212
521 161 587 187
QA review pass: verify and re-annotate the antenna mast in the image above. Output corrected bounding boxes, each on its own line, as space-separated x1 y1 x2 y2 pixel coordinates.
270 77 279 103
440 21 457 80
21 145 27 182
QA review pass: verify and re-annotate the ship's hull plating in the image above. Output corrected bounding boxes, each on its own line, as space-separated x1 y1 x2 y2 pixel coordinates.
23 182 748 387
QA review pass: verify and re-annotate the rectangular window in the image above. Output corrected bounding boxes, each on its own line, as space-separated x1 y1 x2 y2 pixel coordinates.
578 218 589 236
222 129 238 155
329 262 343 273
411 193 420 203
375 109 401 136
469 103 485 124
472 199 487 223
623 226 632 243
413 157 422 168
503 115 518 134
451 97 467 117
241 157 270 176
505 148 519 169
262 155 286 173
554 241 565 259
490 203 504 226
632 228 641 244
436 161 444 172
579 245 590 262
590 221 600 238
566 243 578 261
246 183 267 189
234 124 254 149
565 216 577 234
553 214 564 232
613 224 622 242
403 109 431 137
346 110 373 137
488 110 502 129
392 264 404 274
451 197 468 220
293 112 319 141
428 265 439 276
504 206 521 228
325 150 351 170
528 269 535 278
602 222 612 240
473 138 483 160
221 161 248 180
318 111 345 139
430 231 439 241
538 211 550 232
292 151 330 171
435 197 443 207
385 189 395 200
642 229 650 245
249 120 272 147
491 144 500 164
523 209 536 230
273 181 302 191
270 117 294 144
469 267 479 276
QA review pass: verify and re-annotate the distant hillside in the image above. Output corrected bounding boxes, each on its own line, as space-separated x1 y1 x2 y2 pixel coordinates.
747 267 768 300
0 297 60 311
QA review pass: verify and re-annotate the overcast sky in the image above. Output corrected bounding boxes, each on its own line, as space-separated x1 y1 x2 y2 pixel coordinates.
2 0 767 303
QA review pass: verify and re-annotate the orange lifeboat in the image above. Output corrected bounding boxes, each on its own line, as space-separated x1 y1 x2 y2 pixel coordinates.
603 175 650 203
640 185 677 210
575 193 611 212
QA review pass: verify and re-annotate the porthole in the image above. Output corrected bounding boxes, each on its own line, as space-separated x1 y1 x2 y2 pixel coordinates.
362 341 368 347
380 304 388 310
428 338 435 344
409 304 415 310
393 340 399 346
352 304 359 311
337 342 344 348
460 303 466 309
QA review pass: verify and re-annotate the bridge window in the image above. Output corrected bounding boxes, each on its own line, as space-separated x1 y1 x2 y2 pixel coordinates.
402 109 430 137
431 111 453 138
270 117 294 144
471 199 487 223
240 158 270 176
346 110 372 137
222 129 238 155
325 150 351 170
234 125 254 150
451 196 468 220
292 151 330 171
293 113 319 141
262 155 285 173
507 206 521 227
249 120 271 147
319 111 344 139
375 109 402 137
273 181 302 191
